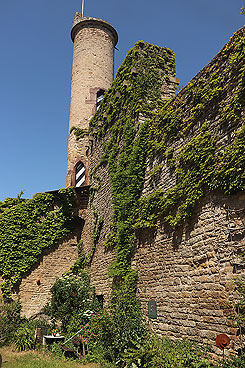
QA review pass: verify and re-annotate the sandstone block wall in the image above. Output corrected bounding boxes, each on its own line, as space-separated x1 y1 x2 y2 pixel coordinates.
83 41 179 304
80 141 116 304
16 236 78 318
132 30 244 353
133 192 244 355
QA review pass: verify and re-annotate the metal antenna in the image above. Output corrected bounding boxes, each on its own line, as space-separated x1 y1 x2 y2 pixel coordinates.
82 0 85 17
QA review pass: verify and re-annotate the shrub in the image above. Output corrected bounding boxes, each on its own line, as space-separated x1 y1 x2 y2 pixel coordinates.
0 299 23 345
82 293 146 364
48 341 64 358
123 335 213 368
45 270 101 332
14 324 36 351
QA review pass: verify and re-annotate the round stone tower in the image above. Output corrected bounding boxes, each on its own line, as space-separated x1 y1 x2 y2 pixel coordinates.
66 14 118 187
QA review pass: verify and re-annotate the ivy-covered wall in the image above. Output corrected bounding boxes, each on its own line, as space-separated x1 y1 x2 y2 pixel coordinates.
80 40 178 301
0 188 79 304
138 26 244 229
79 27 244 354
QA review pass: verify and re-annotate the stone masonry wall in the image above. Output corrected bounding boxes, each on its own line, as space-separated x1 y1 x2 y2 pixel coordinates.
83 28 244 355
80 140 116 305
16 236 78 318
132 28 245 354
133 192 244 356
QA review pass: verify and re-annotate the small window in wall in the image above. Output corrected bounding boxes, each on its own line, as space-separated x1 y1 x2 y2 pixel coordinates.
96 90 105 111
148 300 157 319
75 162 85 187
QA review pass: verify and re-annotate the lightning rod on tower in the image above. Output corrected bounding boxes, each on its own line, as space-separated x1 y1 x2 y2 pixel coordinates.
82 0 85 17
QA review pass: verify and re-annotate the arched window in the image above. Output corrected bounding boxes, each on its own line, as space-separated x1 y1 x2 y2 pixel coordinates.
75 162 85 187
96 89 105 111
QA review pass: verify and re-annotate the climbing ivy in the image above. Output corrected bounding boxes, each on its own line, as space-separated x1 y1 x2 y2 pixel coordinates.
89 41 176 291
134 27 245 229
0 188 75 299
148 28 244 159
70 126 89 140
83 41 177 356
86 30 244 297
135 124 244 229
86 34 243 358
90 40 176 140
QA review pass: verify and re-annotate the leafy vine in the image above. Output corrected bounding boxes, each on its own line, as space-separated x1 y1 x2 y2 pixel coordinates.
0 188 75 299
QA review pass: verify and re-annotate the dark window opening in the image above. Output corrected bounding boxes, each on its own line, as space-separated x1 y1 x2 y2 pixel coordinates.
96 90 105 111
96 294 104 308
75 162 85 187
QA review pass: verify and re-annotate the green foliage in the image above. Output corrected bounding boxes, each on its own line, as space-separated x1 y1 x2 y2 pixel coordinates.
123 335 213 368
89 42 175 280
45 271 100 332
83 297 146 364
70 241 89 274
0 188 75 299
135 123 244 229
86 41 170 363
93 210 104 247
82 310 116 362
0 299 23 344
48 341 64 358
71 210 104 272
86 33 244 364
14 325 36 351
223 353 245 368
136 126 218 228
134 28 245 229
148 28 244 155
90 41 176 139
0 193 25 214
212 125 245 193
70 126 89 140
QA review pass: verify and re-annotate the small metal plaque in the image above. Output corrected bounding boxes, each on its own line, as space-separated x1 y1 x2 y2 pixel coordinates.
148 301 157 319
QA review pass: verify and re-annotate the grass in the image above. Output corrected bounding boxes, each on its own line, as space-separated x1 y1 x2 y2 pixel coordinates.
0 346 100 368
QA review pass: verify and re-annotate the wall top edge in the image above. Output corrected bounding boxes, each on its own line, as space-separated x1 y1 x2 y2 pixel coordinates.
71 13 118 46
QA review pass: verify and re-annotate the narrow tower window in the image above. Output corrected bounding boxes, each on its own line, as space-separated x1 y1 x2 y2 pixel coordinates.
75 162 85 187
96 89 105 111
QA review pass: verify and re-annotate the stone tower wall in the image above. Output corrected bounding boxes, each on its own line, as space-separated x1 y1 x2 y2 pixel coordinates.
66 15 118 187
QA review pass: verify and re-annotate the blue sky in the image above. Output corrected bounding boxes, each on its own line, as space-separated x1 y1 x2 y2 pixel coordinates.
0 0 244 201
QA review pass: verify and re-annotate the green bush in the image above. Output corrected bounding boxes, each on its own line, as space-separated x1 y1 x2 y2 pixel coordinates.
48 341 64 358
0 299 23 345
45 271 101 333
14 325 36 351
82 293 146 364
123 335 213 368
